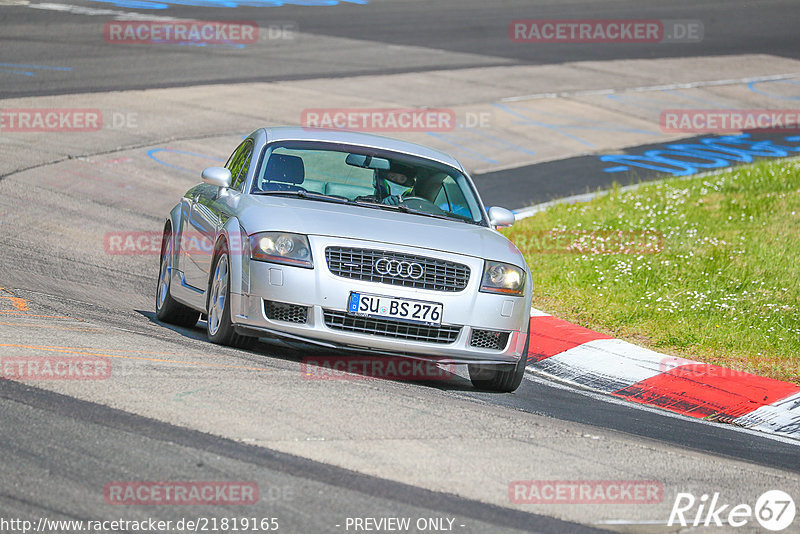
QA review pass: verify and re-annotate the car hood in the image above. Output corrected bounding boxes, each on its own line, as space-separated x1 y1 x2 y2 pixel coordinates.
234 195 525 266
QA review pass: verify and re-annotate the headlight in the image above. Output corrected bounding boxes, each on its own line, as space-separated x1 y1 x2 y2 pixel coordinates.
249 232 313 268
480 261 525 296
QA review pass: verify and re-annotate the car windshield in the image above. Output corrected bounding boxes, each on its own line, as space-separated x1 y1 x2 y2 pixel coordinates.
250 142 485 224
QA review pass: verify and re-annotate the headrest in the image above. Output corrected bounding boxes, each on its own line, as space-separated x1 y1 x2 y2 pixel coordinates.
264 154 305 184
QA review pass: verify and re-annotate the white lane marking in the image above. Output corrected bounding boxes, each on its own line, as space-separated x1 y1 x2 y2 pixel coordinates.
529 307 551 317
27 2 179 20
530 338 688 392
595 520 669 525
522 372 800 445
733 392 800 438
501 72 800 102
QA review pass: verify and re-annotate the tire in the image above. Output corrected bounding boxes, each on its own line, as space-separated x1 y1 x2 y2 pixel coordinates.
206 243 256 349
156 225 201 328
468 328 529 393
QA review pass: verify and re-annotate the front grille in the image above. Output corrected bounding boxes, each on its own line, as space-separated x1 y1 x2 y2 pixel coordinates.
325 247 470 292
323 310 461 344
264 300 308 324
470 329 510 351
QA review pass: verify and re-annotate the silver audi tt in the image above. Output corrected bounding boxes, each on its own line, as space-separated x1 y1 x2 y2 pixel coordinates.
156 127 532 392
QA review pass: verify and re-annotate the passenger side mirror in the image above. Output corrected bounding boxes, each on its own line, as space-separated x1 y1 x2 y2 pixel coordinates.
488 206 515 227
201 167 232 188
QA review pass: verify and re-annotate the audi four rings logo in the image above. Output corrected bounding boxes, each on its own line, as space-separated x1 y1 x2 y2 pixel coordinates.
374 258 424 279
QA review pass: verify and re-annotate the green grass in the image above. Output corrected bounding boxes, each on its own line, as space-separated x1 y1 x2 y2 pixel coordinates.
503 159 800 384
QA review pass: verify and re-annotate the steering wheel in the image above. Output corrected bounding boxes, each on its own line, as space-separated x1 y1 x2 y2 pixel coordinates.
401 196 447 214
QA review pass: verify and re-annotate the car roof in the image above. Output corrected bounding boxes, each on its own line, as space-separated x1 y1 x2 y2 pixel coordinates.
258 127 466 172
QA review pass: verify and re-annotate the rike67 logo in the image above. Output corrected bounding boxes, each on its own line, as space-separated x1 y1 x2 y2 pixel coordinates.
669 490 796 531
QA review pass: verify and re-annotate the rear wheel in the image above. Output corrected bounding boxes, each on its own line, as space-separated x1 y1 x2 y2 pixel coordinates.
468 329 529 392
206 244 255 349
155 226 200 328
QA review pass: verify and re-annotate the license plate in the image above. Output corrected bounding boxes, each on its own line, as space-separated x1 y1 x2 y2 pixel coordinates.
348 292 443 327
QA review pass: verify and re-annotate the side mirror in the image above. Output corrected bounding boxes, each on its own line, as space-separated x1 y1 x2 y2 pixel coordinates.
487 206 515 227
201 167 232 188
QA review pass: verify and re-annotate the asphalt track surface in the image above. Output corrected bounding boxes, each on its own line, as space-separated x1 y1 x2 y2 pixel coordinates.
473 130 800 209
2 1 800 533
0 379 599 534
1 0 799 98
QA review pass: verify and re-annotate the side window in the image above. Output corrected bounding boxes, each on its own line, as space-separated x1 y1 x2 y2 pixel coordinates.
434 177 472 218
232 143 253 191
235 151 253 191
434 186 448 208
225 142 246 172
226 140 253 191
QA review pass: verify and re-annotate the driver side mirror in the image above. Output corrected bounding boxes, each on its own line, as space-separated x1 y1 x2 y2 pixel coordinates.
201 167 232 188
487 206 515 227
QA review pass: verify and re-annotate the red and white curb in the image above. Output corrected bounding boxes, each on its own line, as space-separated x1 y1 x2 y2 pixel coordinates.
525 309 800 440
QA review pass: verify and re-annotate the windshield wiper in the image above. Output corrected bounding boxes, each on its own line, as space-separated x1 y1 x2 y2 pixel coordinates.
254 192 480 224
349 198 479 224
252 190 349 204
400 207 478 224
347 198 396 209
347 198 412 213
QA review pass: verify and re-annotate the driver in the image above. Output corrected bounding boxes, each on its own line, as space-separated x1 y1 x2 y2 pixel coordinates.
378 164 416 205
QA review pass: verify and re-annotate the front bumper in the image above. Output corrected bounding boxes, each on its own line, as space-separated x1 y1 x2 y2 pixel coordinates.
230 236 530 365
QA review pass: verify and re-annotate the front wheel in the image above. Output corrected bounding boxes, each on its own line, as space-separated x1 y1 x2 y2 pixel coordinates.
206 245 255 349
468 330 529 392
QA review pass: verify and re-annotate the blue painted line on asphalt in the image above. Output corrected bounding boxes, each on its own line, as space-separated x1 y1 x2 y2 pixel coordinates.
602 166 631 173
425 132 499 164
599 133 800 176
747 79 800 101
151 40 247 49
495 103 660 145
0 68 35 76
493 103 595 148
0 63 71 71
661 89 735 108
605 93 665 112
84 0 367 9
459 126 536 156
0 63 72 77
148 148 225 175
538 115 659 136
